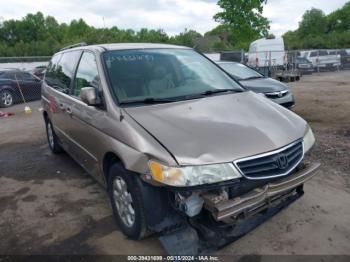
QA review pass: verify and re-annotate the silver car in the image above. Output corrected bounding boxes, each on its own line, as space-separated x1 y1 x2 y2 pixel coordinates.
42 43 320 254
217 61 295 108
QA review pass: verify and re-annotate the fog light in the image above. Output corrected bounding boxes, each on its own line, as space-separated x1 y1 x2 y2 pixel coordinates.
184 195 204 217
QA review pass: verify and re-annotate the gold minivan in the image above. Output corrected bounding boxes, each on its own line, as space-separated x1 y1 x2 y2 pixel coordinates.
42 43 320 254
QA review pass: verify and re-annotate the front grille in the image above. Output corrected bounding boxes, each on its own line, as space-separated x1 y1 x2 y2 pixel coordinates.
265 90 288 99
234 140 303 179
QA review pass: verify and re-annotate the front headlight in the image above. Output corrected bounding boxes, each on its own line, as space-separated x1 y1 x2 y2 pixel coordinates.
303 127 315 153
148 161 242 187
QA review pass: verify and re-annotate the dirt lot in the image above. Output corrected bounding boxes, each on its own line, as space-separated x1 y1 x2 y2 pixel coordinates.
0 71 349 255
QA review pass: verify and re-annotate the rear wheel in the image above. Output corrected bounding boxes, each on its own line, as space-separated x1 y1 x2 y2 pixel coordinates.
108 163 148 239
45 118 63 154
0 90 14 108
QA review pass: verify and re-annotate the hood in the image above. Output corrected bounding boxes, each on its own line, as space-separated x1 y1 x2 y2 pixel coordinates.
125 91 307 166
239 77 288 93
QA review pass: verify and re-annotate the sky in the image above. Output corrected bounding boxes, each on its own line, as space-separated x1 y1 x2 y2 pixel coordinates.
0 0 348 36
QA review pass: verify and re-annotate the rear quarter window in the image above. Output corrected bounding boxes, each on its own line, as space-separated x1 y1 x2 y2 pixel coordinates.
45 54 62 88
45 51 81 94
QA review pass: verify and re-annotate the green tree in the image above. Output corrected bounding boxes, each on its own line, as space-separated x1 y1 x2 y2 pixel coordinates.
327 2 350 33
298 8 327 37
169 29 202 47
283 2 350 49
213 0 270 48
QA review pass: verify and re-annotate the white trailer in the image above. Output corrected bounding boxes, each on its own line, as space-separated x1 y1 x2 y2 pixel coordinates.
247 38 285 68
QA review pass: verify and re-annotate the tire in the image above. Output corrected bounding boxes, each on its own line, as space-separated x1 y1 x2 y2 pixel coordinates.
0 89 14 108
108 163 148 240
45 117 63 154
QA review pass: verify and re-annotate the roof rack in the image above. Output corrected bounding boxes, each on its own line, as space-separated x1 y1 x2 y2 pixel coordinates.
60 42 87 51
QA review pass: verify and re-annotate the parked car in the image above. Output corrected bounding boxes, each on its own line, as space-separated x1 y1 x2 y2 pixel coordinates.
0 69 42 107
294 57 314 75
338 49 350 69
42 43 320 254
217 61 295 108
301 50 340 71
30 65 47 79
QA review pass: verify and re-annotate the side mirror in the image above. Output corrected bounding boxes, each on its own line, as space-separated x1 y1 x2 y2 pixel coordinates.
80 87 101 106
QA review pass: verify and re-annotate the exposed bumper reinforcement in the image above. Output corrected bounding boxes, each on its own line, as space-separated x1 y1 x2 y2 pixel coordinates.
203 162 321 222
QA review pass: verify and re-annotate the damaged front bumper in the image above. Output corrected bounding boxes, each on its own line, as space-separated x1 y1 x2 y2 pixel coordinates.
159 162 321 254
202 162 321 223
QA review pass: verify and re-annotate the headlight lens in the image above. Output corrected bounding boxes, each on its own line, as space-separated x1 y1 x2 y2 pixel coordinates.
149 161 242 187
303 127 315 153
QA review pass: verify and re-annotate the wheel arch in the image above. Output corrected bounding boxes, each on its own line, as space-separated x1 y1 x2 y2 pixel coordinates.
103 151 124 190
43 110 49 121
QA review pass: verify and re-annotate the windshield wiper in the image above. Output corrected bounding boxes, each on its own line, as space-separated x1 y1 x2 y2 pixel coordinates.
120 97 176 105
200 89 241 96
242 76 263 80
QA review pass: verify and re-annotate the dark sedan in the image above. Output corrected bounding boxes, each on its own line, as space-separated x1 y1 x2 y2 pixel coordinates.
217 61 295 108
30 65 47 80
294 57 314 75
0 69 42 108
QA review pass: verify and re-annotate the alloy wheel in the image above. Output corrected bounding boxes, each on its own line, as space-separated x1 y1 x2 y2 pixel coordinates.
112 176 135 227
1 91 13 106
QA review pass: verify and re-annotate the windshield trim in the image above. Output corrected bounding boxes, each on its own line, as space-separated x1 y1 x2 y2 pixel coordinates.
101 48 246 107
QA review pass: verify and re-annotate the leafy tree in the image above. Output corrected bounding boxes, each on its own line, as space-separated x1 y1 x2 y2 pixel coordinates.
283 2 350 49
213 0 270 48
169 29 202 47
327 2 350 33
298 8 327 37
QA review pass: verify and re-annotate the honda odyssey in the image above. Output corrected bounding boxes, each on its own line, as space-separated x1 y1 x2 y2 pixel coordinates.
41 43 320 254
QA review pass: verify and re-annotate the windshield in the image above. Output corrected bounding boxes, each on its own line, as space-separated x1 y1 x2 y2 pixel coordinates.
103 49 243 104
296 57 309 63
218 62 263 81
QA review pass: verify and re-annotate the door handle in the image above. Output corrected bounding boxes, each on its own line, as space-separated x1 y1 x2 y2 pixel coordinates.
66 107 73 115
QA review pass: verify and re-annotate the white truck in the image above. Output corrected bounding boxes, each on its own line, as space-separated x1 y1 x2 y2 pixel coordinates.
247 38 285 68
301 50 340 70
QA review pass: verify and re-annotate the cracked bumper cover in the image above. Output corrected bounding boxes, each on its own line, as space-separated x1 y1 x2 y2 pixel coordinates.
202 162 321 222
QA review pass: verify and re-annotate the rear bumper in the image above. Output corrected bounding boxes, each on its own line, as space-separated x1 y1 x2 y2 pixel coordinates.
202 162 320 222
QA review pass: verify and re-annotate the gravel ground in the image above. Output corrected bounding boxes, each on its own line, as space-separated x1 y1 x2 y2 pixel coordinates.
0 71 349 255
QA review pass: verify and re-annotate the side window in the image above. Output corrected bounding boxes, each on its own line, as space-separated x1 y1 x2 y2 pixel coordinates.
54 51 82 94
45 54 62 87
73 52 99 97
310 51 317 57
3 72 16 80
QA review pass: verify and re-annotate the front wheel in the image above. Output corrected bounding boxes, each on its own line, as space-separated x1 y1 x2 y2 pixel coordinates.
0 90 14 108
108 163 148 239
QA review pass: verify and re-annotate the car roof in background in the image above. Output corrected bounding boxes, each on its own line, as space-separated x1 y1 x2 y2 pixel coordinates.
0 69 24 74
0 68 21 71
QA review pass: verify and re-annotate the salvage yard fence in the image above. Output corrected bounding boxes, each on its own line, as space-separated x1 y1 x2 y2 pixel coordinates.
0 49 349 109
205 48 350 79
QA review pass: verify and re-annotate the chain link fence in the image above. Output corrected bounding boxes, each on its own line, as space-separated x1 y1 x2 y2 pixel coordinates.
0 57 50 109
205 48 350 80
1 50 349 109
